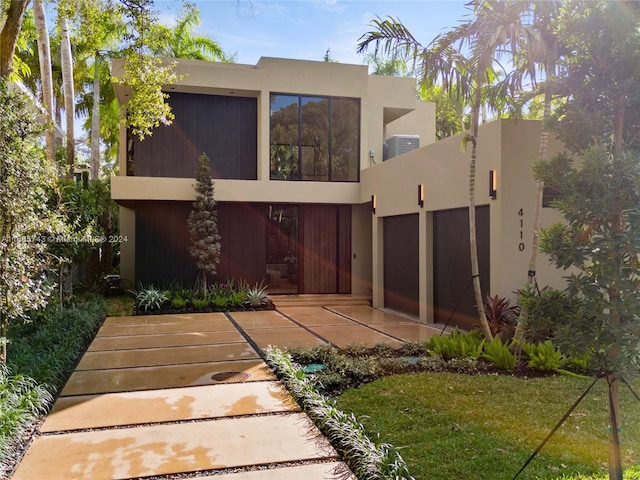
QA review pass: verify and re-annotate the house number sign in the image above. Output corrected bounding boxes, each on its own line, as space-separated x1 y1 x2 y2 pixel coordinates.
518 208 525 252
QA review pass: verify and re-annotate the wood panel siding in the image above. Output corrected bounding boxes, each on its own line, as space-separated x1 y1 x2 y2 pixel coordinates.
338 205 352 293
135 201 196 286
299 205 352 294
433 206 490 331
216 203 267 285
135 201 266 286
133 92 257 179
383 214 420 317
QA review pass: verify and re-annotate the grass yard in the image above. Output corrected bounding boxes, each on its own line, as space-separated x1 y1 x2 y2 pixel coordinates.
104 293 135 316
335 372 640 480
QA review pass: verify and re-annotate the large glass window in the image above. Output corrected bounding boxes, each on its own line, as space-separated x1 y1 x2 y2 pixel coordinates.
270 94 360 181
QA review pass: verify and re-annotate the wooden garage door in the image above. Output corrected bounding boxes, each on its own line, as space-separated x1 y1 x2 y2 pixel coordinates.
383 214 420 317
433 206 490 331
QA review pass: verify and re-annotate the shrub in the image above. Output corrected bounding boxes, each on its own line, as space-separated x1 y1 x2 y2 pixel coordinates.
517 286 582 343
192 297 209 310
522 340 567 372
427 329 485 360
134 285 168 312
484 293 519 339
244 282 269 308
482 338 517 371
265 346 414 480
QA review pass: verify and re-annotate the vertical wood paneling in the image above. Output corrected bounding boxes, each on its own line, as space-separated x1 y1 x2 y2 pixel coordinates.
433 206 490 330
338 205 352 293
135 201 196 286
217 203 267 285
135 201 267 287
133 92 257 179
300 205 337 293
383 214 420 316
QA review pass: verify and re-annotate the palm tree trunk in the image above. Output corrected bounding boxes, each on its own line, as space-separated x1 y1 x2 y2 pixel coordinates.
33 0 55 165
469 100 493 341
91 53 101 179
59 16 75 180
0 0 29 79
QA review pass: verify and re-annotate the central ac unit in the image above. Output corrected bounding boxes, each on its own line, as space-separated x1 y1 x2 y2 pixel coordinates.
384 134 420 161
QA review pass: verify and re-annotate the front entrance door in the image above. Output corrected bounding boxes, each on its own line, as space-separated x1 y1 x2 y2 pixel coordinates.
266 204 351 294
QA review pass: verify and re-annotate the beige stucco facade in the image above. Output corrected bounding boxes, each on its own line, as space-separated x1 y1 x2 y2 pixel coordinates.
112 56 566 326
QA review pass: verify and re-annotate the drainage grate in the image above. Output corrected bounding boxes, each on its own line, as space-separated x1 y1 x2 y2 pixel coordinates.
211 371 252 382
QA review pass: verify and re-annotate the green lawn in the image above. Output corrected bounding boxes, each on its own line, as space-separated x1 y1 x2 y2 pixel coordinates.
335 372 640 480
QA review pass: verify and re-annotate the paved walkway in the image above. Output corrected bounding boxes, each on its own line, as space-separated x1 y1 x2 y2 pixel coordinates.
11 306 442 480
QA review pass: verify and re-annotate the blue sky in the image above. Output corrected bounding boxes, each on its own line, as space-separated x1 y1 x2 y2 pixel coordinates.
155 0 471 66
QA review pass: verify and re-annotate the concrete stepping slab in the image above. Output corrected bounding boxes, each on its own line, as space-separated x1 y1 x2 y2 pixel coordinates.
88 330 245 351
374 323 442 342
42 381 299 432
102 312 230 327
61 359 275 396
97 316 237 337
246 327 327 350
278 307 357 326
311 325 402 348
77 343 259 370
328 305 416 325
230 310 297 329
204 461 355 479
13 413 337 480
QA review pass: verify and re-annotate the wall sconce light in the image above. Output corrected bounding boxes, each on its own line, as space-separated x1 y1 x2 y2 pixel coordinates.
489 170 498 200
418 184 424 208
371 194 376 215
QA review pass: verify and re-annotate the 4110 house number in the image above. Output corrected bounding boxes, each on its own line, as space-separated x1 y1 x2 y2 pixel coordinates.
518 208 525 251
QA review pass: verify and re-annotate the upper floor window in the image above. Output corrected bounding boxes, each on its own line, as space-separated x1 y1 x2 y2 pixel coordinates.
270 93 360 182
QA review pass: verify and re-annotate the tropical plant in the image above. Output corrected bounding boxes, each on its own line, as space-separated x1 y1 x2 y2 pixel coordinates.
0 83 64 364
516 285 581 343
522 340 567 372
481 337 517 371
147 4 233 62
134 286 167 312
483 293 519 339
187 153 221 297
244 282 269 308
265 346 415 480
427 329 484 361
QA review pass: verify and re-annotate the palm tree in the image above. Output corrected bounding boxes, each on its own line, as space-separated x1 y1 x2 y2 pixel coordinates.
148 5 233 62
33 0 56 165
58 14 75 179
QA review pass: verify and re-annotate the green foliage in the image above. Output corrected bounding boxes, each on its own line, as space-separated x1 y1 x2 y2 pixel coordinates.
7 296 105 387
538 147 640 377
516 285 583 343
522 340 567 372
187 153 221 296
483 293 519 339
427 329 485 360
244 282 269 308
113 54 179 141
265 346 415 480
170 296 187 310
481 337 516 371
191 297 209 310
134 286 167 312
0 364 52 477
0 81 65 363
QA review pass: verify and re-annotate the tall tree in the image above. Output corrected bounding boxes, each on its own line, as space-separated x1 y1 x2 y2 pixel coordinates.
0 0 30 78
0 82 63 364
147 4 233 62
358 3 531 340
188 153 221 297
33 0 55 165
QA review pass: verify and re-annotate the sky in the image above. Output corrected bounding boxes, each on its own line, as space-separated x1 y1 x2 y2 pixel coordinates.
154 0 471 67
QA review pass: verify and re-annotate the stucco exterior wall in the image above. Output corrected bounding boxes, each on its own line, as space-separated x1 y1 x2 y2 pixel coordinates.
361 118 567 319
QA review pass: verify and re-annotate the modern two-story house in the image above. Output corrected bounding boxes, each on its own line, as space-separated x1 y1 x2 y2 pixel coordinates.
111 56 565 330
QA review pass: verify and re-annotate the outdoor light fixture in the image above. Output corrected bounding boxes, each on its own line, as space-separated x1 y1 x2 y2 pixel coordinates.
489 170 498 200
418 184 424 208
371 194 377 214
